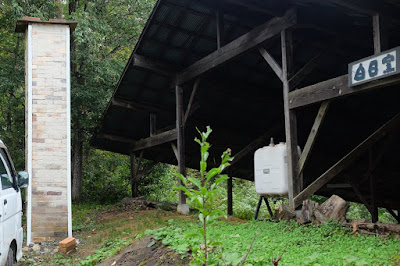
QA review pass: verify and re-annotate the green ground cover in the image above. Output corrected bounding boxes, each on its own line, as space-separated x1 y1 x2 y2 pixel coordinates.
147 219 400 265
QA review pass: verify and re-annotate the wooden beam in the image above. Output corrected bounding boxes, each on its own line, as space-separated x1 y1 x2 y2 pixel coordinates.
289 51 324 89
184 78 200 125
132 128 177 151
293 112 400 207
132 53 175 77
111 98 170 114
171 142 178 160
150 113 156 136
216 9 224 49
282 29 300 209
288 74 400 109
297 101 330 175
384 205 400 223
228 123 284 169
176 8 297 84
130 151 138 197
258 47 283 81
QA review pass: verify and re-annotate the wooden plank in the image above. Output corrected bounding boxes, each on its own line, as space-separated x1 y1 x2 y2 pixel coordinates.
288 74 400 109
297 101 330 175
184 78 200 125
132 128 177 151
293 112 400 207
176 8 296 84
373 14 382 54
289 51 324 89
150 113 156 136
132 53 175 77
258 47 283 81
282 29 300 209
176 85 187 209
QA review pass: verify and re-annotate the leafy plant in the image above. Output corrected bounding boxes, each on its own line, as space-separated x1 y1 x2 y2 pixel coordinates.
175 126 233 265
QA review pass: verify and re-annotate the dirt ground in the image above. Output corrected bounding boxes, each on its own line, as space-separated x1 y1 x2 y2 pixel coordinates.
97 236 190 266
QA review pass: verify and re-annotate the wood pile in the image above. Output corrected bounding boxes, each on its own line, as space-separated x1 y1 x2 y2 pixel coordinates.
273 194 400 236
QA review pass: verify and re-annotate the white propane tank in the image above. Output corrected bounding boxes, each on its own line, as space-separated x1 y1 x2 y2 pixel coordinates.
254 139 301 197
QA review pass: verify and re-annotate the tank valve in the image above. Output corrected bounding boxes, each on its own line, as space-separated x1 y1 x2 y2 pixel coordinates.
269 137 275 146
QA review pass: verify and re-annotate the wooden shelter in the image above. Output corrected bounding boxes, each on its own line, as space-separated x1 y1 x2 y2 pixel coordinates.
92 0 400 222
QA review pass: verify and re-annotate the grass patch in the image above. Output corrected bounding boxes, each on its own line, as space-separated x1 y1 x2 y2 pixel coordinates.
148 219 400 265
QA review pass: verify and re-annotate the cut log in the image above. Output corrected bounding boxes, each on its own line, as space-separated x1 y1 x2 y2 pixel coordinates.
274 203 296 221
345 221 400 235
298 199 319 224
314 195 349 224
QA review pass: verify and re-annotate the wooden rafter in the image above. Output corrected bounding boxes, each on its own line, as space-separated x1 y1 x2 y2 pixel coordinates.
176 8 297 84
184 78 201 125
293 113 400 207
132 54 175 77
111 98 171 114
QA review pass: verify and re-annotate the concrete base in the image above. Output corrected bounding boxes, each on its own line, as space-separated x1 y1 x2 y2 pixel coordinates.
177 203 190 215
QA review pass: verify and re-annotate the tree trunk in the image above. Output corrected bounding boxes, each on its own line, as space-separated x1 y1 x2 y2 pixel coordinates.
72 124 83 201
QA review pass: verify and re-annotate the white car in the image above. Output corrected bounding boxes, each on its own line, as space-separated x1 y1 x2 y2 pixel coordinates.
0 140 28 266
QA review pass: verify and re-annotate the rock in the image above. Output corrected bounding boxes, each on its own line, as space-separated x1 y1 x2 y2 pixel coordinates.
53 248 59 253
22 247 29 252
177 203 190 215
314 195 349 224
274 203 296 221
32 244 41 253
76 238 80 245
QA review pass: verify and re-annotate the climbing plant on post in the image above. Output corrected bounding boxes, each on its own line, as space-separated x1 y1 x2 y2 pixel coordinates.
175 126 233 265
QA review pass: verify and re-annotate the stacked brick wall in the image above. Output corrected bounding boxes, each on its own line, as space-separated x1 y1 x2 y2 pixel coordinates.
26 23 69 242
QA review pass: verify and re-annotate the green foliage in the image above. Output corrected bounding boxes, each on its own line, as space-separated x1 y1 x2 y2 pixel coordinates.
82 149 131 203
174 126 233 265
80 236 132 266
148 219 400 265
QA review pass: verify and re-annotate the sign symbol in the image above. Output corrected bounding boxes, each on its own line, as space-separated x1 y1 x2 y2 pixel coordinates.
354 63 365 81
382 54 395 74
368 60 378 77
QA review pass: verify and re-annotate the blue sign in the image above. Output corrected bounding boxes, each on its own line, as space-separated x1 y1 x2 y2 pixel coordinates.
348 47 400 87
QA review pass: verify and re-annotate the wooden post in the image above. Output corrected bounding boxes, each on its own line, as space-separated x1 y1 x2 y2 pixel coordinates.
372 14 387 54
282 29 300 209
176 84 189 214
129 151 138 197
227 176 233 216
369 173 378 223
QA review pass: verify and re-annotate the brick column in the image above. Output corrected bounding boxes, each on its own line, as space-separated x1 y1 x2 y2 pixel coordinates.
16 18 77 243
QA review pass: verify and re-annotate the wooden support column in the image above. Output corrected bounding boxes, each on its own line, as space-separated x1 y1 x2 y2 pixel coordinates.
372 14 388 54
369 173 378 223
176 84 189 214
216 9 224 49
282 30 300 209
227 175 233 216
129 151 138 197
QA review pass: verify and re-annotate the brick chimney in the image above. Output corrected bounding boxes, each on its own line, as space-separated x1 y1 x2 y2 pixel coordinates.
16 17 77 243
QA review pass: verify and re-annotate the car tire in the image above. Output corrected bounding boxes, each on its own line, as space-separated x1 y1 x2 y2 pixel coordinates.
5 246 14 266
